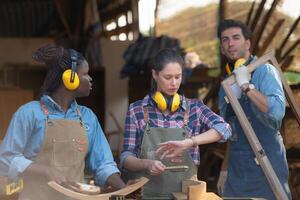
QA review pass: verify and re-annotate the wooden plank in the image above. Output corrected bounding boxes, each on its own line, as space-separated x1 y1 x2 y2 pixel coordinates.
278 15 300 58
222 50 300 126
221 50 293 200
281 38 300 61
250 0 267 31
259 19 285 55
253 0 280 54
48 177 148 200
269 52 300 126
246 0 256 26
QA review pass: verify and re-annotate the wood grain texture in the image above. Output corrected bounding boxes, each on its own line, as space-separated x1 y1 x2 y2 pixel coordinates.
48 177 148 200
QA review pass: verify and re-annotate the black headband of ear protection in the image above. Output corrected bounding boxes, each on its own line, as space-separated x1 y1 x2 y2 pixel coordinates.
245 55 254 65
69 49 78 83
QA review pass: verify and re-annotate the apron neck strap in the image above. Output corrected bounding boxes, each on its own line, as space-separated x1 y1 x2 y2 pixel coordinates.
39 100 84 125
143 106 149 123
75 108 84 126
40 101 49 116
183 98 189 127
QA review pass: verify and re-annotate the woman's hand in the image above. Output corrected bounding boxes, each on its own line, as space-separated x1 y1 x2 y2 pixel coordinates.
145 159 166 176
43 166 67 184
156 139 193 159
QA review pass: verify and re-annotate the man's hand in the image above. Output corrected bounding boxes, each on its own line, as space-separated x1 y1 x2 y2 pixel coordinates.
233 65 250 87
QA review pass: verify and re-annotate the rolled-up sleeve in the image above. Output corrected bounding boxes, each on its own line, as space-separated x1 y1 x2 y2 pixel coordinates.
0 106 34 180
197 101 232 142
251 64 285 130
119 104 139 169
85 111 119 187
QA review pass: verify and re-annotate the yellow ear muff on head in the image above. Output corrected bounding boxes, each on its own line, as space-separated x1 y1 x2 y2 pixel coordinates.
62 49 80 90
153 92 181 112
62 69 80 90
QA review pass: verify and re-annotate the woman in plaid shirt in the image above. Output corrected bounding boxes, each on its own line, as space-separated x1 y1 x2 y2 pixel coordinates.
120 49 231 199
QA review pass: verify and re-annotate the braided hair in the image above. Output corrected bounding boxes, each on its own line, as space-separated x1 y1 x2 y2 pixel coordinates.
32 44 85 96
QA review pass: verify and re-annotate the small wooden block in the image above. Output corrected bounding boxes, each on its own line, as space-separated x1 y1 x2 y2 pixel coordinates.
182 180 206 194
187 184 206 200
198 192 222 200
172 192 187 200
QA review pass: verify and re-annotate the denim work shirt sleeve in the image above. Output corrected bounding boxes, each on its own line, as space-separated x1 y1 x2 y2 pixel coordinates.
0 102 37 180
82 107 120 186
0 95 119 186
250 63 285 130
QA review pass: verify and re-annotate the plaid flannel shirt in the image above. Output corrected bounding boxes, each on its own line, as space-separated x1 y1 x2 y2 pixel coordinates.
120 94 231 167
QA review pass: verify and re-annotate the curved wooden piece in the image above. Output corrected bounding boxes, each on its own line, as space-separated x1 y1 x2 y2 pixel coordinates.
48 177 148 200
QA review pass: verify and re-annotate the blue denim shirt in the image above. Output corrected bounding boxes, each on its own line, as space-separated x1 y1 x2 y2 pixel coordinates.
218 57 291 199
219 57 285 131
0 95 119 186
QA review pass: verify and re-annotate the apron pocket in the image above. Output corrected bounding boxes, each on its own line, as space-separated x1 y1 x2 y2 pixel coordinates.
53 140 78 167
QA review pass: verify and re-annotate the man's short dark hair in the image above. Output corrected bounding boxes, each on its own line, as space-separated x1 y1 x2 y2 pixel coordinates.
217 19 252 40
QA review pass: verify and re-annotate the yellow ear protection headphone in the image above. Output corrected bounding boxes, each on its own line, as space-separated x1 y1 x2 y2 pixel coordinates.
62 49 80 90
152 91 181 112
225 56 254 75
225 58 246 75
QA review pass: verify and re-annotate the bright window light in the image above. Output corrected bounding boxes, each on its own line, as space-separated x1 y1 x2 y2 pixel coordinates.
118 15 127 27
128 32 133 41
106 21 117 31
110 35 118 41
138 0 156 33
127 11 133 24
119 33 127 41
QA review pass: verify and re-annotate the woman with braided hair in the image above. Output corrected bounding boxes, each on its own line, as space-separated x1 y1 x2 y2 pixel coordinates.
0 44 125 199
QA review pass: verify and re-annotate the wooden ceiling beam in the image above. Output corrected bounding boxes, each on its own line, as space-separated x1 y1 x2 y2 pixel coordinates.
259 18 285 55
250 0 266 31
246 0 256 26
253 0 280 54
277 15 300 58
280 38 300 62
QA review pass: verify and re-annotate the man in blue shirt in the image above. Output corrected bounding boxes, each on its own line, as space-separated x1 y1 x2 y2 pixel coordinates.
0 44 125 199
217 19 291 199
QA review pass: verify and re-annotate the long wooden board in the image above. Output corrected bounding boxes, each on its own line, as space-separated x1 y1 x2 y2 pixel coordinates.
221 50 298 200
48 177 148 200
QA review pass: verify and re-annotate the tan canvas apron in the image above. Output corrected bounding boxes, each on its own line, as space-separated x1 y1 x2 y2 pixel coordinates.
140 106 197 200
19 102 89 200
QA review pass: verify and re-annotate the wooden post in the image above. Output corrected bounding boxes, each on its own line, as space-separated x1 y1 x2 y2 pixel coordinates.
221 50 300 200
